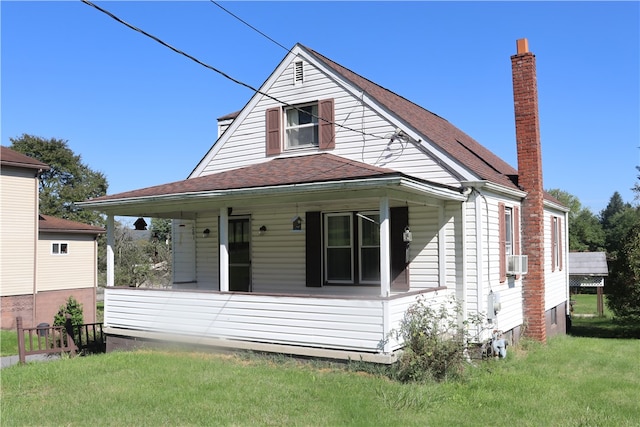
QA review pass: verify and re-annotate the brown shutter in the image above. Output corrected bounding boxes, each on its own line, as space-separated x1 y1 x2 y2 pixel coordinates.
391 206 410 291
499 203 506 283
318 98 335 150
551 215 556 272
305 211 322 287
266 107 281 156
558 217 563 271
514 206 521 280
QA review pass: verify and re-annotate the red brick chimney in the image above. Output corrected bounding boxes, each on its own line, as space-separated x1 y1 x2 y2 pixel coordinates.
511 38 546 343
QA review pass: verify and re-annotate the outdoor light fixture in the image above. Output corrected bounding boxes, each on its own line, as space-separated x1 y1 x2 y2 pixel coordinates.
202 228 210 238
259 225 267 235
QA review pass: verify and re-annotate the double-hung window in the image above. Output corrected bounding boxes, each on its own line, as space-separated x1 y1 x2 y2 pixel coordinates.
504 207 514 257
324 212 381 285
359 212 380 284
285 103 318 149
325 213 353 283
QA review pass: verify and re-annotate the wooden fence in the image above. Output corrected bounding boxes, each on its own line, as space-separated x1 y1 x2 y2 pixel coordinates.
15 317 106 364
16 316 77 364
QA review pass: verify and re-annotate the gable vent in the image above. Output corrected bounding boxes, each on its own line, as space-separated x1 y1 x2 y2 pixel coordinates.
294 61 304 85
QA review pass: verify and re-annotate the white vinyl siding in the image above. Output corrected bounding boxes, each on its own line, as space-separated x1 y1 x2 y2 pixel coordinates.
0 168 37 296
195 57 459 186
104 286 447 353
545 209 569 310
37 234 96 292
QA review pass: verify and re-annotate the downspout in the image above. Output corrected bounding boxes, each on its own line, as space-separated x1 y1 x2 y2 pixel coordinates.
32 170 41 326
460 199 468 324
438 205 446 289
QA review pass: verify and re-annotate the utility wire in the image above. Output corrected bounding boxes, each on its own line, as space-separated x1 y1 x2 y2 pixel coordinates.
81 0 386 140
209 1 290 54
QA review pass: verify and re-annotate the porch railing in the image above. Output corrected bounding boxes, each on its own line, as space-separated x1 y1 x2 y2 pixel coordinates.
16 316 77 364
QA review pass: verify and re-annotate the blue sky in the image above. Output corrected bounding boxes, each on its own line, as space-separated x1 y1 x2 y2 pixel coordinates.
2 1 639 214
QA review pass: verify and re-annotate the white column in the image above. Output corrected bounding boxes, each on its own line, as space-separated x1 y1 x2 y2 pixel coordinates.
219 207 229 292
106 214 115 287
379 197 391 297
438 205 446 288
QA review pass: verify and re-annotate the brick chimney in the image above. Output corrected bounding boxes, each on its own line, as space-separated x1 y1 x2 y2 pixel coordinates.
511 38 546 343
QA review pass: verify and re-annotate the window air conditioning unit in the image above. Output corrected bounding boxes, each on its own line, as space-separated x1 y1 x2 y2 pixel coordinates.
507 255 528 275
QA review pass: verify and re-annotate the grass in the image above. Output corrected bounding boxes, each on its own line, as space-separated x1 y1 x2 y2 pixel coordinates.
2 297 637 426
2 332 639 426
0 330 21 357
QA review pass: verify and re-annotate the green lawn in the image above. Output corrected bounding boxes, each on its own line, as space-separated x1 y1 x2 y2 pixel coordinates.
2 331 639 426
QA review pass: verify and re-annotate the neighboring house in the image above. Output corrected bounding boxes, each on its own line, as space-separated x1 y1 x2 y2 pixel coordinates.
79 39 569 362
0 146 104 329
569 252 608 317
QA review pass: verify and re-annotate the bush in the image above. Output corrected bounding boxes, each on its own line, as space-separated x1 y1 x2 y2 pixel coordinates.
390 296 481 383
53 296 84 328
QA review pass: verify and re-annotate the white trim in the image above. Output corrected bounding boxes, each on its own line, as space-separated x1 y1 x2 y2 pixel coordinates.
379 197 390 297
107 215 114 287
219 207 229 292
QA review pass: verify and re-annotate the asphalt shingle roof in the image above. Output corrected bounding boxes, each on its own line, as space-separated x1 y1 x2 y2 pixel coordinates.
1 146 50 170
87 153 400 202
568 252 609 276
39 214 105 234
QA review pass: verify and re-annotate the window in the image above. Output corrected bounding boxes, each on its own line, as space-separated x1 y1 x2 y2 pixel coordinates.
551 215 563 271
504 207 514 256
359 213 380 284
52 242 68 255
285 103 318 149
265 99 334 156
323 212 381 285
499 203 520 282
306 207 408 289
325 213 353 283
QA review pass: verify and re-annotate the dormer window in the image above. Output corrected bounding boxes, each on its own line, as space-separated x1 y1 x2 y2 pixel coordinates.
285 103 318 149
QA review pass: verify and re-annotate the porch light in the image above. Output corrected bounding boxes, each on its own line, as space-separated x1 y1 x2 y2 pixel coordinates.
259 225 267 235
202 228 210 238
292 215 302 231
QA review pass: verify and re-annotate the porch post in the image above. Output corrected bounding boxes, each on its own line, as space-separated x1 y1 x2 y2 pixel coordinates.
219 207 229 292
438 205 446 288
106 214 114 287
379 197 391 297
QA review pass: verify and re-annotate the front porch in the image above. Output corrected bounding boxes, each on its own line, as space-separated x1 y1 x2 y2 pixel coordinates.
103 286 448 363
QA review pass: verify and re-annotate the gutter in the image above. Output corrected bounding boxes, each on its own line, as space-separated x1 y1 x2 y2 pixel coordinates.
78 176 467 211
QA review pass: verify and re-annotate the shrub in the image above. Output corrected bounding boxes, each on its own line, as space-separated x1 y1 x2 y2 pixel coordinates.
390 296 481 383
53 296 84 328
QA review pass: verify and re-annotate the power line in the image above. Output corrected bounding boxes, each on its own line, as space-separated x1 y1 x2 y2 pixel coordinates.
80 0 386 141
209 1 290 54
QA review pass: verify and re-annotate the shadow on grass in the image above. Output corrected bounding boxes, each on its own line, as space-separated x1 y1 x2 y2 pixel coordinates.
570 316 640 339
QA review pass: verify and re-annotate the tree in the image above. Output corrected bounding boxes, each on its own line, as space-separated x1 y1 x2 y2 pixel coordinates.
605 172 640 330
600 192 639 261
600 191 631 232
606 219 640 326
9 134 108 226
547 188 604 252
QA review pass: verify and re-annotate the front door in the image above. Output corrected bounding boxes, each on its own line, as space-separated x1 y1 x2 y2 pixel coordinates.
229 218 251 292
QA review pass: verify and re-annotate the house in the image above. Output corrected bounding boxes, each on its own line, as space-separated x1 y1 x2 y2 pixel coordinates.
569 252 608 317
78 39 569 362
0 146 105 329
